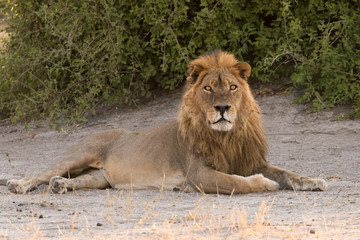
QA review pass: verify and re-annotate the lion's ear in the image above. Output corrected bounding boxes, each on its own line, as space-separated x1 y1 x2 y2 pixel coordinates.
236 62 251 80
187 64 204 84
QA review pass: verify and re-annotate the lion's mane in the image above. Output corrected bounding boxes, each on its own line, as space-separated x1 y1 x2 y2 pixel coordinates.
178 51 267 176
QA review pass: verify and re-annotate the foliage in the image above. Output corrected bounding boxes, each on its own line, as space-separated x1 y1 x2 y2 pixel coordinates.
257 0 360 117
0 0 359 123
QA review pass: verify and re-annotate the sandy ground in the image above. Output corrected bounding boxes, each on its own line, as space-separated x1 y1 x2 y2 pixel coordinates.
0 91 359 239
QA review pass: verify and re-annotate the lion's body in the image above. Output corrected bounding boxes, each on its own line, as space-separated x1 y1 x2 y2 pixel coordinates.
96 122 185 190
7 51 327 194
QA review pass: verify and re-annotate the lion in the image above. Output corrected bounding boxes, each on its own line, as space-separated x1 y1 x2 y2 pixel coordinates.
5 50 327 195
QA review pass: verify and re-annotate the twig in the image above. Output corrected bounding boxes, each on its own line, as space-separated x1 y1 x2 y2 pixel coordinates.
168 25 188 62
43 77 88 111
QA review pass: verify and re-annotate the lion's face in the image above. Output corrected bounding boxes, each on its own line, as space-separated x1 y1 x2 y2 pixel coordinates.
184 51 252 132
195 69 242 132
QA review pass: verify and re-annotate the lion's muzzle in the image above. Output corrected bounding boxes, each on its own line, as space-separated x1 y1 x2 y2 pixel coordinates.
209 105 234 131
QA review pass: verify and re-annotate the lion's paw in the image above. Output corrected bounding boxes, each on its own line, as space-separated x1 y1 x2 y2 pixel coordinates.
50 176 68 194
263 176 280 191
291 177 327 191
247 174 279 192
7 179 27 194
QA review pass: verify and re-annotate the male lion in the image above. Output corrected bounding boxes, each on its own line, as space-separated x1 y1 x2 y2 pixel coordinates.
6 50 327 195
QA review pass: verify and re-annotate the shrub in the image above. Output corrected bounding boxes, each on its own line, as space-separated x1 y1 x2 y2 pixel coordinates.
0 0 359 123
257 1 360 117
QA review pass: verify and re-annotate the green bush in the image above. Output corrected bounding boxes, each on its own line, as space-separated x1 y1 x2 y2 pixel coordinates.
1 0 359 123
257 0 360 116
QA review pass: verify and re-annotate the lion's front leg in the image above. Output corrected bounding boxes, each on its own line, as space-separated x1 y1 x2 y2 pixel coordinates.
258 164 327 191
186 161 279 194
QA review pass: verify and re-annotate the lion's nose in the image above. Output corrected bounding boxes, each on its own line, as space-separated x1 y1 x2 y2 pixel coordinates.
214 105 231 115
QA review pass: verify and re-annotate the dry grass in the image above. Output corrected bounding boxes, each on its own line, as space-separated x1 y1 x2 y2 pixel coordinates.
1 187 359 240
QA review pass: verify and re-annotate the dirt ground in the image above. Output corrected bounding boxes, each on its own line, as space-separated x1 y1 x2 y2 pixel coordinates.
0 90 359 239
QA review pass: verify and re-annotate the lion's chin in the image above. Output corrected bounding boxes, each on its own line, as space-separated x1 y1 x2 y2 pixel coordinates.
210 122 233 132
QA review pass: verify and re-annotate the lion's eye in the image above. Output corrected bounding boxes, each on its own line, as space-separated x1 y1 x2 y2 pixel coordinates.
230 85 238 91
204 86 211 92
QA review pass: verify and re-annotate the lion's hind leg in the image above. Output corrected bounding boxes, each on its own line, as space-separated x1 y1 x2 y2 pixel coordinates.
50 169 110 194
7 160 89 194
7 176 47 194
7 163 75 194
7 152 103 194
